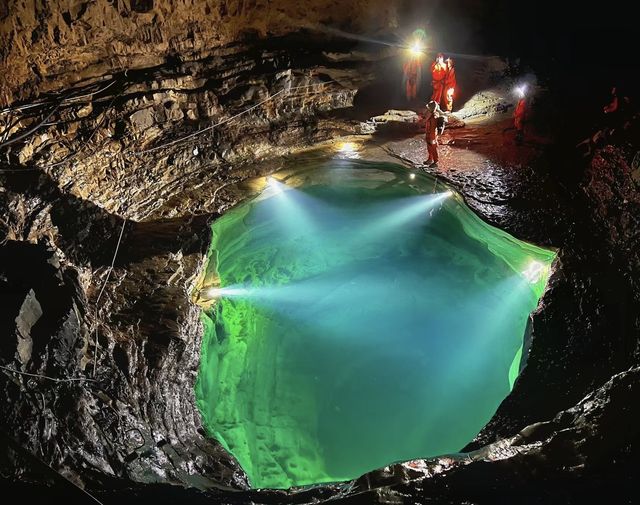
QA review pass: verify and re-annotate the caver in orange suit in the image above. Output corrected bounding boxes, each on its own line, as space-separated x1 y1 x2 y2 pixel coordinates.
514 97 527 143
514 98 526 131
425 110 439 165
430 54 447 106
403 58 420 100
444 58 457 112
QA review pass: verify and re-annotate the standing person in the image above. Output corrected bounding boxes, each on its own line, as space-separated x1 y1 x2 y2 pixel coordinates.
403 57 421 101
425 100 441 168
444 58 457 112
430 53 447 107
513 94 527 144
603 86 620 114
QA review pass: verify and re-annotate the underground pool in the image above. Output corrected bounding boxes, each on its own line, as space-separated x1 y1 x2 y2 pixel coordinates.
195 159 556 489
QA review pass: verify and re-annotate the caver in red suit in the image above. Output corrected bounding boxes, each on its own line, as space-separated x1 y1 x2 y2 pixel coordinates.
514 98 526 131
425 101 440 166
430 53 447 105
444 58 457 112
403 58 421 100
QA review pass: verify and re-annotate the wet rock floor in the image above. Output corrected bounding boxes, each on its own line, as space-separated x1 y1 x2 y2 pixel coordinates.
379 113 570 245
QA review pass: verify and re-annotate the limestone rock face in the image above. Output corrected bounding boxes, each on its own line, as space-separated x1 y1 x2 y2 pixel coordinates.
583 145 640 253
0 0 398 105
1 3 395 220
0 172 249 489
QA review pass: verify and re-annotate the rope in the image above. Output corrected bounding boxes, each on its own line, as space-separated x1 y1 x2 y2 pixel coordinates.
0 103 60 149
0 80 117 116
1 79 338 175
134 79 337 156
0 102 43 115
61 80 117 104
92 218 127 378
0 364 98 383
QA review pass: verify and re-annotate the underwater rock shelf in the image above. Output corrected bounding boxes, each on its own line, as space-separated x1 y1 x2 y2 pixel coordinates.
195 160 556 489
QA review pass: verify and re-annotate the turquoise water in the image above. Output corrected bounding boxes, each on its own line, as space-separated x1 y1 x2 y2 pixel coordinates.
196 162 555 489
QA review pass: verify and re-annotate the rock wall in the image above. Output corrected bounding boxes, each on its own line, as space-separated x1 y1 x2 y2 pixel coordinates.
0 0 399 223
0 169 249 488
1 32 395 220
0 0 397 106
3 56 351 220
0 0 401 491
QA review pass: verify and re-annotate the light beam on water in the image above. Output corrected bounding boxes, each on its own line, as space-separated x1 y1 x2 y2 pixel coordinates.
356 191 452 239
254 178 328 243
195 163 556 490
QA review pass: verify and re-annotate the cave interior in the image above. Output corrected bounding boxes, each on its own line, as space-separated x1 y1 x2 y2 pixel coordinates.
0 1 639 504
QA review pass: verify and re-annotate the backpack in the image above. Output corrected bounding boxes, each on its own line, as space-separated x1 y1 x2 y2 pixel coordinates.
436 115 446 135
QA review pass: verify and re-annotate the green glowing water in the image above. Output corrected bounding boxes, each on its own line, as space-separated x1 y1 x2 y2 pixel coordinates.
195 161 555 489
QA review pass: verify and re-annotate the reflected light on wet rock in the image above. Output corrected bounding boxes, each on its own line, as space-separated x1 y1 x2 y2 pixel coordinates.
336 141 360 159
522 260 545 284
